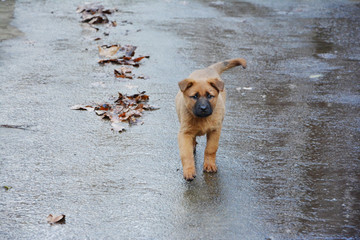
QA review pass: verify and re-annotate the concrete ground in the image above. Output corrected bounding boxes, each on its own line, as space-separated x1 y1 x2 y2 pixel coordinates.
1 0 359 239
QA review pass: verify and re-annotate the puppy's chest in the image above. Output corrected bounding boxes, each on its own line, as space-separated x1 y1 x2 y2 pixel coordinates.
195 128 212 136
190 118 220 136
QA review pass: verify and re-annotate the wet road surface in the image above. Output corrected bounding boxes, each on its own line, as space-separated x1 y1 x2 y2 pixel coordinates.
1 0 359 239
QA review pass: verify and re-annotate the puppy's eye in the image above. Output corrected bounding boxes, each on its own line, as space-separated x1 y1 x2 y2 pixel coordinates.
206 93 214 99
191 93 199 100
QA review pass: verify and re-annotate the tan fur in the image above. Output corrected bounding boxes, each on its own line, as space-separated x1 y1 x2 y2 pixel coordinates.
176 58 246 180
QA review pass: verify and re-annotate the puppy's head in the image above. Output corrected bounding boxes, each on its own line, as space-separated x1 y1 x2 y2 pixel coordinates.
178 78 224 118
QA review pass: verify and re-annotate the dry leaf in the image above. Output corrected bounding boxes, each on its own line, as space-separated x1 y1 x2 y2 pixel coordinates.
76 3 115 24
98 56 149 66
98 45 121 57
97 44 150 67
47 214 66 224
114 66 133 79
76 3 105 14
72 91 159 132
142 104 160 111
120 45 137 57
71 105 95 111
137 74 149 80
133 56 146 62
81 12 109 24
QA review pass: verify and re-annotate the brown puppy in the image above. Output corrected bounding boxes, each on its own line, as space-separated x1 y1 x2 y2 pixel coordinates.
176 58 247 180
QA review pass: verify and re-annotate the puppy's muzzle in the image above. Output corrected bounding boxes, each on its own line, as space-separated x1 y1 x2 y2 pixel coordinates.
193 98 212 117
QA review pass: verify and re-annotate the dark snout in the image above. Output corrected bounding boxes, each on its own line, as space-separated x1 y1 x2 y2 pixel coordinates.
193 98 212 117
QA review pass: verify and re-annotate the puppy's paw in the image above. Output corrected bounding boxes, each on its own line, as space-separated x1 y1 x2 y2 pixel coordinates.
203 162 218 173
183 167 196 181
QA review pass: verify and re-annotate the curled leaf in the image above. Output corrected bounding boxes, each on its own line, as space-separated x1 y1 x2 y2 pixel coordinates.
97 44 149 68
81 12 109 24
76 3 115 24
121 45 137 57
47 214 66 224
114 67 133 79
71 105 94 111
133 56 146 62
98 45 121 57
142 104 160 111
137 74 149 80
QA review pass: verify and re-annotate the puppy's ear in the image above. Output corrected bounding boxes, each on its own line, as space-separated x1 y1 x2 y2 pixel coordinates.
209 78 224 92
178 79 193 92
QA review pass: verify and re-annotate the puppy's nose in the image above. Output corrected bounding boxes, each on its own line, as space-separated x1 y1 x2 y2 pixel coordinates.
200 105 207 111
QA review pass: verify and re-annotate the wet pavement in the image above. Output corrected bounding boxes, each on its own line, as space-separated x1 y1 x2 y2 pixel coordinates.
1 0 359 239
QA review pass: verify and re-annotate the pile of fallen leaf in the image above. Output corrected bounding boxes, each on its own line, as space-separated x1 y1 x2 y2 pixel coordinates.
76 4 149 79
72 91 159 132
76 3 133 38
72 3 156 133
76 3 117 25
98 44 149 79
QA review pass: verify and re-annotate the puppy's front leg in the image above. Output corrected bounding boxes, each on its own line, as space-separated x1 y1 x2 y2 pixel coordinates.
178 132 196 180
204 130 221 173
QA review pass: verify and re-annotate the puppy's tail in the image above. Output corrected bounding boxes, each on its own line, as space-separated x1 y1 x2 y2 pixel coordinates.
209 58 247 75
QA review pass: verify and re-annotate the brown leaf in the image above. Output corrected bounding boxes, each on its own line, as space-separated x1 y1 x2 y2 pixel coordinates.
114 67 133 79
97 45 148 68
120 45 137 57
137 74 149 80
81 23 99 31
133 56 149 62
98 45 121 57
142 104 160 111
95 110 107 116
98 104 112 111
71 105 94 111
98 58 118 64
81 12 109 24
72 91 158 133
47 214 66 224
77 3 104 14
76 3 114 24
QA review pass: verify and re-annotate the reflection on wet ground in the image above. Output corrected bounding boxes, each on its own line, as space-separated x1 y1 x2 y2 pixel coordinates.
1 0 359 239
